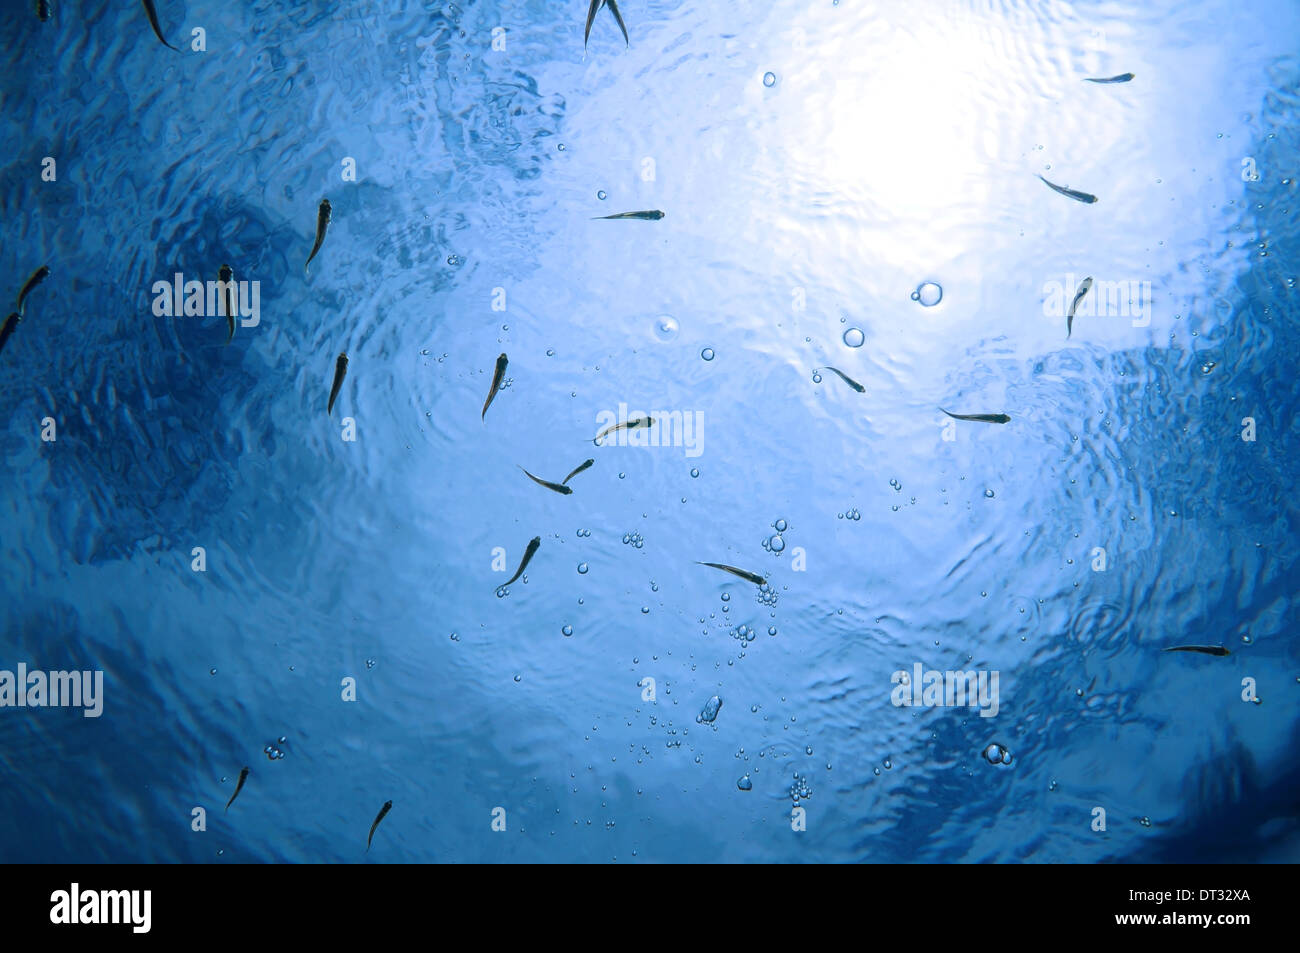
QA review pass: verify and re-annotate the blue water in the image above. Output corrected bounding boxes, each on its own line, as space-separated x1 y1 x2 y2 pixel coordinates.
1 0 1297 863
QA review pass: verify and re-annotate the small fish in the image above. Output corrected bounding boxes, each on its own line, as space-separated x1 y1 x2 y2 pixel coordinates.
594 416 653 445
562 458 594 484
305 198 331 274
1067 276 1092 339
940 408 1010 424
1163 645 1231 657
584 0 601 47
501 536 541 588
818 366 865 393
584 0 629 48
367 800 392 852
0 313 20 357
1084 73 1135 84
592 210 664 220
225 766 249 812
520 466 573 496
606 0 629 45
328 352 348 415
219 264 235 344
36 0 51 22
696 561 766 586
141 0 179 50
1038 174 1098 204
16 265 49 316
482 352 508 420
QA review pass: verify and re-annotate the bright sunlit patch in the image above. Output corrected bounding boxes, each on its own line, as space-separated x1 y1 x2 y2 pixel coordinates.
815 23 1014 217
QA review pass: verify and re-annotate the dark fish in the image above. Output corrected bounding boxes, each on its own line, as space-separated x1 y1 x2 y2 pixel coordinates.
225 766 249 812
941 408 1010 424
36 0 51 22
305 198 331 274
367 800 392 852
1038 174 1098 204
594 415 653 444
1067 276 1092 339
501 536 541 587
0 313 20 357
584 0 628 48
606 0 629 45
520 467 573 496
1084 73 1135 84
696 561 766 586
592 210 664 220
328 352 348 415
482 352 508 420
583 0 601 48
141 0 179 50
16 265 49 316
819 366 865 393
1163 645 1231 657
562 458 595 484
219 264 235 344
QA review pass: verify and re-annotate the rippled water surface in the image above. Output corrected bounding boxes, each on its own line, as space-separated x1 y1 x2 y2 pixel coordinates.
1 0 1297 862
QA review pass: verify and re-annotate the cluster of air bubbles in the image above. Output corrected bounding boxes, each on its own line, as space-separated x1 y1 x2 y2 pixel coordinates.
264 737 287 761
365 658 376 670
837 508 862 520
495 585 510 598
700 347 715 361
731 624 757 644
889 478 902 492
812 370 822 383
576 528 592 538
622 532 645 548
757 583 779 607
911 281 943 306
1139 816 1152 828
446 254 463 267
697 695 723 725
737 774 753 791
983 742 1013 766
789 772 812 804
842 327 865 348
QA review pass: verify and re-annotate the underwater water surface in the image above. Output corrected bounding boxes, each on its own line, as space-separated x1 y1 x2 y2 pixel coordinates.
0 0 1298 863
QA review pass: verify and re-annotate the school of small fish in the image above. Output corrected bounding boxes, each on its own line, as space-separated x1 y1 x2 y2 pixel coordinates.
8 5 1229 857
